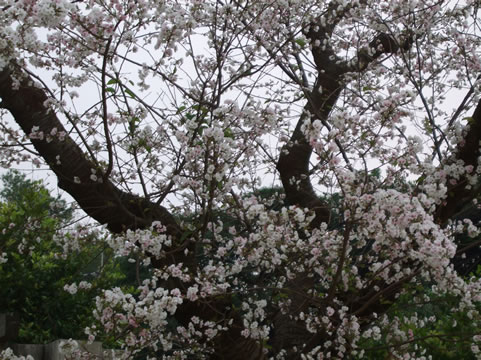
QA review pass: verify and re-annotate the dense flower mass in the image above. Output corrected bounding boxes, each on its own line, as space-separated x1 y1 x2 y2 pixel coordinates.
2 0 481 358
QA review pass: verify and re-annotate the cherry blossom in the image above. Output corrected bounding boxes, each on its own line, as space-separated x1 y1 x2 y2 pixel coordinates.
1 0 481 358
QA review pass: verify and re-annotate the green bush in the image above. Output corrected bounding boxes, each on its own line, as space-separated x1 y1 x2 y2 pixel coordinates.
0 171 127 343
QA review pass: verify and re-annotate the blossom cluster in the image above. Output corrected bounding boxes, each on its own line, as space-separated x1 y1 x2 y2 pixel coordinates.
2 0 481 358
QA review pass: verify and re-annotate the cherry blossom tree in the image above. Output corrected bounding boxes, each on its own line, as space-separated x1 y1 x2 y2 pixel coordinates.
1 0 481 358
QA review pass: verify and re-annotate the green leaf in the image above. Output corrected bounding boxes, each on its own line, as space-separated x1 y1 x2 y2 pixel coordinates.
176 105 186 114
224 128 234 139
369 168 381 179
128 116 140 135
125 88 136 99
295 37 306 48
422 117 432 132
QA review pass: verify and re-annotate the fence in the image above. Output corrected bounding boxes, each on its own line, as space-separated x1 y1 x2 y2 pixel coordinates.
0 314 124 360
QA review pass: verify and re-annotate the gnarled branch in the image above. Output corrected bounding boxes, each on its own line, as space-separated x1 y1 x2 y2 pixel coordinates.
0 63 181 237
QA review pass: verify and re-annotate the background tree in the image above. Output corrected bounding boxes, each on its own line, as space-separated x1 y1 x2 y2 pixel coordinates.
0 170 129 344
1 0 481 358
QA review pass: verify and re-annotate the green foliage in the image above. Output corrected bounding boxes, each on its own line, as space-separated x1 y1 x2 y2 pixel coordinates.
355 284 481 360
0 170 72 221
0 171 127 343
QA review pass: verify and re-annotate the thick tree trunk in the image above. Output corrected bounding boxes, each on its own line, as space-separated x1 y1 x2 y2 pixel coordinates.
2 24 481 356
0 61 267 359
435 98 481 225
0 64 181 236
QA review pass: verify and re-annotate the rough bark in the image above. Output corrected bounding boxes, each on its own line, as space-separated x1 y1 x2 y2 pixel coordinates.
0 24 479 357
274 28 423 356
435 98 481 225
0 64 181 237
0 61 265 359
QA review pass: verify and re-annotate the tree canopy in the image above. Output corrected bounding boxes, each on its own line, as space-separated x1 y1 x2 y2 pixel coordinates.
0 170 131 344
1 0 481 358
